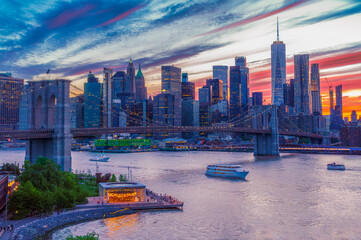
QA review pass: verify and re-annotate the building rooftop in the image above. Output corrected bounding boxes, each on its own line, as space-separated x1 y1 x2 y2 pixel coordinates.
99 182 146 189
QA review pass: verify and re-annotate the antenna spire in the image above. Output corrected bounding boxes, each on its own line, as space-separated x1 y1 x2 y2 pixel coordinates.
277 17 279 41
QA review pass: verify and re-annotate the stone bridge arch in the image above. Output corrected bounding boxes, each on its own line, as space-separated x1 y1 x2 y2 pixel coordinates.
251 105 279 156
26 80 72 171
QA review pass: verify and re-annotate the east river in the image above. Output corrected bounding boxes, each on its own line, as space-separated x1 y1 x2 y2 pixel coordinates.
1 150 361 239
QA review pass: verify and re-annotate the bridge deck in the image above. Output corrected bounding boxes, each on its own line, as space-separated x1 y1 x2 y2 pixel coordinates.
0 127 323 140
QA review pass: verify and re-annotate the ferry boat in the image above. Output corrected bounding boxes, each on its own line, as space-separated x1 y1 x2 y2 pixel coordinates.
89 155 110 162
205 164 249 179
327 162 345 171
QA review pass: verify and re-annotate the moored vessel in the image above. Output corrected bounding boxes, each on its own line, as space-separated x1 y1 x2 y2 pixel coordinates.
327 162 345 171
205 164 249 179
89 155 110 162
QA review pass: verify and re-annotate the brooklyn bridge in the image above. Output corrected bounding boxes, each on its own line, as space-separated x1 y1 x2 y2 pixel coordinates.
0 80 328 171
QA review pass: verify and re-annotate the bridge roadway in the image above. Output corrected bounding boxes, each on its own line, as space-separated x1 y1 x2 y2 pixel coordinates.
0 126 323 140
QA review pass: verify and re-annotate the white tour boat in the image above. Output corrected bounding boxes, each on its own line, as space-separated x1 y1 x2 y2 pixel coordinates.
205 164 249 179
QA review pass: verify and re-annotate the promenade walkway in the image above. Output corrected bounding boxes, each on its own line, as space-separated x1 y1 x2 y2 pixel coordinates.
0 190 183 240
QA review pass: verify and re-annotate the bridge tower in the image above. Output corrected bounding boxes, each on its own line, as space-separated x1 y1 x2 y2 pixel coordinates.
25 80 72 171
252 105 280 156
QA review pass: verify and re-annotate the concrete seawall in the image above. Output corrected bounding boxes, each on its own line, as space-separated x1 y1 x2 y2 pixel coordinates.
12 204 182 240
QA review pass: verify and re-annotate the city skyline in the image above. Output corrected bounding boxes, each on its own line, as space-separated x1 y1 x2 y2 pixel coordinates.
1 0 361 118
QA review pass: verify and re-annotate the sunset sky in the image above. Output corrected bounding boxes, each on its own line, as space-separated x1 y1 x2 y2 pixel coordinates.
1 0 361 118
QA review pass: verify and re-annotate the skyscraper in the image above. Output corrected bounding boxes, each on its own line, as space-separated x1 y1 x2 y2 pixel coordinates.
206 78 223 104
271 17 286 106
70 94 84 129
153 93 176 137
161 66 182 127
135 64 147 101
182 100 199 138
84 71 103 128
294 54 311 115
252 92 263 106
336 85 342 114
199 86 212 127
288 79 295 108
351 110 357 123
111 71 134 127
311 63 322 114
329 87 334 115
126 58 136 96
235 56 246 67
181 77 195 100
182 73 188 82
213 66 228 101
229 64 249 119
103 67 113 128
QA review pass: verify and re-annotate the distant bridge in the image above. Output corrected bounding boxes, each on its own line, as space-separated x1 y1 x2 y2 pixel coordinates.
0 127 323 140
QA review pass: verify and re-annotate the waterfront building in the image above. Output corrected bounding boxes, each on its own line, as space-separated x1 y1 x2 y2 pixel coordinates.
341 124 361 147
271 18 286 106
161 66 182 128
181 77 195 100
99 182 146 203
70 94 84 129
206 78 223 104
84 72 103 128
351 110 358 123
235 56 246 67
311 63 322 114
126 58 136 97
229 65 249 119
103 67 113 128
135 64 147 101
0 72 24 130
294 54 311 115
95 139 151 150
182 100 199 138
336 85 342 115
213 66 228 101
252 92 263 106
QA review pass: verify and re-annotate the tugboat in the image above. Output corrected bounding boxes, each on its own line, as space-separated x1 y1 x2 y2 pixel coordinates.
205 164 249 179
327 162 345 171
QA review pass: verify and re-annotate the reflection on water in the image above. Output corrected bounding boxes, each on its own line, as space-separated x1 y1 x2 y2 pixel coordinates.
1 150 361 239
103 213 139 239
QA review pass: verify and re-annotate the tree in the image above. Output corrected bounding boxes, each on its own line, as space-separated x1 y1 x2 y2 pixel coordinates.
119 174 127 182
110 174 117 182
9 157 88 218
1 162 21 175
66 232 99 240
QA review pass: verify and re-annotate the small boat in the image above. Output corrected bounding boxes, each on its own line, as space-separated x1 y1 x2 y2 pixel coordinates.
205 164 249 179
327 162 345 171
89 155 110 162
